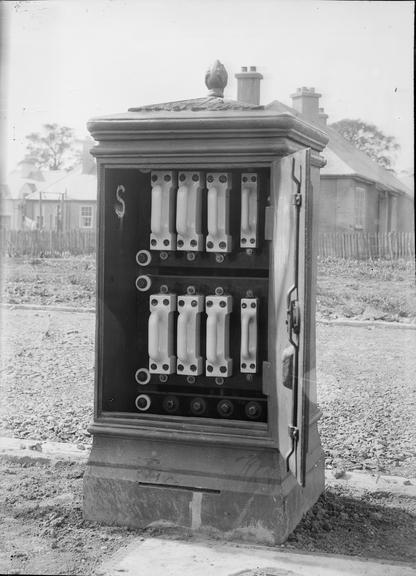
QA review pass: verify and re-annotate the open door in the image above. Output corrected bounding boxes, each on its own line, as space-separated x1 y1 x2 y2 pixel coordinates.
269 148 311 486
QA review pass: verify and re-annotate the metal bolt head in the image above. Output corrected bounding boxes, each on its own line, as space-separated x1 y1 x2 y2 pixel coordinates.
215 287 224 296
215 254 225 263
179 173 186 182
187 285 196 295
187 252 196 261
160 252 168 260
164 174 171 182
160 284 169 293
151 174 158 182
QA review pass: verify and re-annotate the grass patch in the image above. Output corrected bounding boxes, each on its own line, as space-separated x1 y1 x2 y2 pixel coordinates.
317 257 416 322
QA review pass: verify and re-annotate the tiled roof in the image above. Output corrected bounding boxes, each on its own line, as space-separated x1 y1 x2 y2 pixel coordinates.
266 100 412 196
12 166 97 202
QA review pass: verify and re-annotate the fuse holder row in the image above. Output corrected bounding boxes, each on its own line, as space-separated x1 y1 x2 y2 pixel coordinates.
146 293 258 378
134 393 264 420
149 171 259 252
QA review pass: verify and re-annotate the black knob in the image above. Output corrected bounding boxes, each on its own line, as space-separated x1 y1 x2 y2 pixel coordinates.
163 396 180 413
190 397 206 415
217 399 234 417
245 401 262 419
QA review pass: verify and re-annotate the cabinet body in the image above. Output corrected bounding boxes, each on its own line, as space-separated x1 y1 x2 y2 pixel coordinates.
84 109 327 543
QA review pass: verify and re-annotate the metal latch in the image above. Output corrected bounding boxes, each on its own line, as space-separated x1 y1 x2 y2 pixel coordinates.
285 157 303 475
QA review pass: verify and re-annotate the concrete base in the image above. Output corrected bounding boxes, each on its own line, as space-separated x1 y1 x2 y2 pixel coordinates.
84 433 324 544
99 537 416 576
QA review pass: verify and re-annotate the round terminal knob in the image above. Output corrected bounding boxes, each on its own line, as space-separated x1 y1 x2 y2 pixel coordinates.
135 368 151 385
245 401 262 420
136 250 152 266
135 275 151 292
135 394 151 412
217 399 234 418
190 397 207 416
163 395 180 414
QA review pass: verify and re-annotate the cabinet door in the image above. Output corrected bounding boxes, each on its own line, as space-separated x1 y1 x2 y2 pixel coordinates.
269 149 311 486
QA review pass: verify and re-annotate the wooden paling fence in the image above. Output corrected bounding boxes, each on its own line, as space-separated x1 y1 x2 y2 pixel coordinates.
318 232 415 260
1 229 96 257
0 229 414 259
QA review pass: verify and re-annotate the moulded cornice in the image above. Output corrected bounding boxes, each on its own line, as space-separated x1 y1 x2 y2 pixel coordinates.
87 111 328 162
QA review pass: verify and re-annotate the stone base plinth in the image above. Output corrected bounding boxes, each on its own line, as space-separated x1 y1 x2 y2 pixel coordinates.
84 432 324 544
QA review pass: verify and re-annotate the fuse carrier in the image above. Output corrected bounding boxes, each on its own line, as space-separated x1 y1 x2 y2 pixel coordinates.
105 168 269 423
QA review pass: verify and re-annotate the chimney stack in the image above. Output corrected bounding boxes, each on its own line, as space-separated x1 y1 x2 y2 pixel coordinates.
235 66 263 105
318 107 328 127
290 87 321 123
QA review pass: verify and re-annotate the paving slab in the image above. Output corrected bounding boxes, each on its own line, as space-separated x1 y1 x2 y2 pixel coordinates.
99 537 416 576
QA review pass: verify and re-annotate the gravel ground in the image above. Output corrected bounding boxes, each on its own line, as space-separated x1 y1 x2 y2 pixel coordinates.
0 308 94 447
317 324 416 478
1 307 415 477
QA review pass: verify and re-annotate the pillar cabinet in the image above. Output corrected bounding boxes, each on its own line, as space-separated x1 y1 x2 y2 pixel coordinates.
84 66 328 544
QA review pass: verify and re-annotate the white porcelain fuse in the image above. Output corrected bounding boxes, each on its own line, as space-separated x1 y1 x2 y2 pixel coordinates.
240 298 258 373
150 171 177 251
205 295 232 377
206 173 232 253
240 173 258 248
176 295 204 375
176 172 204 251
148 293 176 374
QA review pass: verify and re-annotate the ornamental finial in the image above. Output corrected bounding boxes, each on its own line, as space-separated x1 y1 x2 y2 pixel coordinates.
205 60 228 98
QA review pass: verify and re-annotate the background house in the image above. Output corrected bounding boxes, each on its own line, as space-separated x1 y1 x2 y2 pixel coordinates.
266 85 414 234
1 142 97 232
24 167 97 231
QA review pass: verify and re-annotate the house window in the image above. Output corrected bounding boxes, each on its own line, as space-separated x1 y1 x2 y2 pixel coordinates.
80 206 93 228
354 187 366 229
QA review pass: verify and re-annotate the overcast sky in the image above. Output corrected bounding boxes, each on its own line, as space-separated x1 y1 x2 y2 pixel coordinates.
2 0 414 173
